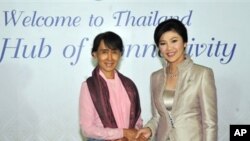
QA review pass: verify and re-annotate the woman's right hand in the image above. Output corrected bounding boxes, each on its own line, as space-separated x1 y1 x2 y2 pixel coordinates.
135 127 152 140
123 128 138 141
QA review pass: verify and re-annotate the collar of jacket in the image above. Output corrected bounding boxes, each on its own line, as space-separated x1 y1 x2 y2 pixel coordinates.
162 54 193 77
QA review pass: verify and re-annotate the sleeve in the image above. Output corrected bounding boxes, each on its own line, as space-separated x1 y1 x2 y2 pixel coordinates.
79 82 123 140
144 74 160 140
200 68 218 141
135 115 143 129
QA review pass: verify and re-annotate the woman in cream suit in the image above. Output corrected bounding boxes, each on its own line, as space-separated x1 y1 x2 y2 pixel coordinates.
136 19 217 141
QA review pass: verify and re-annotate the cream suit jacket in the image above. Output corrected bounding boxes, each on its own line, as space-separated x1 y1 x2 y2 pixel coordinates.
145 56 217 141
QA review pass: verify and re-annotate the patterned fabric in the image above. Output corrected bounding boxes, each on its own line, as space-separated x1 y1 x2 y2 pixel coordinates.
87 138 104 141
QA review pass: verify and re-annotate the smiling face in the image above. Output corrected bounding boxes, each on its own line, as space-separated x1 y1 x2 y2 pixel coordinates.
93 40 121 79
158 30 187 66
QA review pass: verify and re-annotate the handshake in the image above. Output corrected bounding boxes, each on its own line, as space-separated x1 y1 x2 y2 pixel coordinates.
117 127 152 141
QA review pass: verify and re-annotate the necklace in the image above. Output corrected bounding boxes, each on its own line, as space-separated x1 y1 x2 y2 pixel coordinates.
166 67 178 78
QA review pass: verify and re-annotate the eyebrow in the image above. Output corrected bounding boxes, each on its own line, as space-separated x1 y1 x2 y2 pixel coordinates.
170 36 178 40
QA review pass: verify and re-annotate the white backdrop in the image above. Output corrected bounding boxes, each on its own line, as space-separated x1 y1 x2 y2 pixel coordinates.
1 0 250 141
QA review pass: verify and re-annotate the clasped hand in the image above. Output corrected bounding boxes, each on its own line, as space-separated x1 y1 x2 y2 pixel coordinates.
116 128 151 141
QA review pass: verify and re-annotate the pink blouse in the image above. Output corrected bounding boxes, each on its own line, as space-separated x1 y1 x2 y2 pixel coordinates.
79 71 143 140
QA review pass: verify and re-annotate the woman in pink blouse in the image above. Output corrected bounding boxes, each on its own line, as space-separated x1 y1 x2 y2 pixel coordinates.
79 31 143 141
